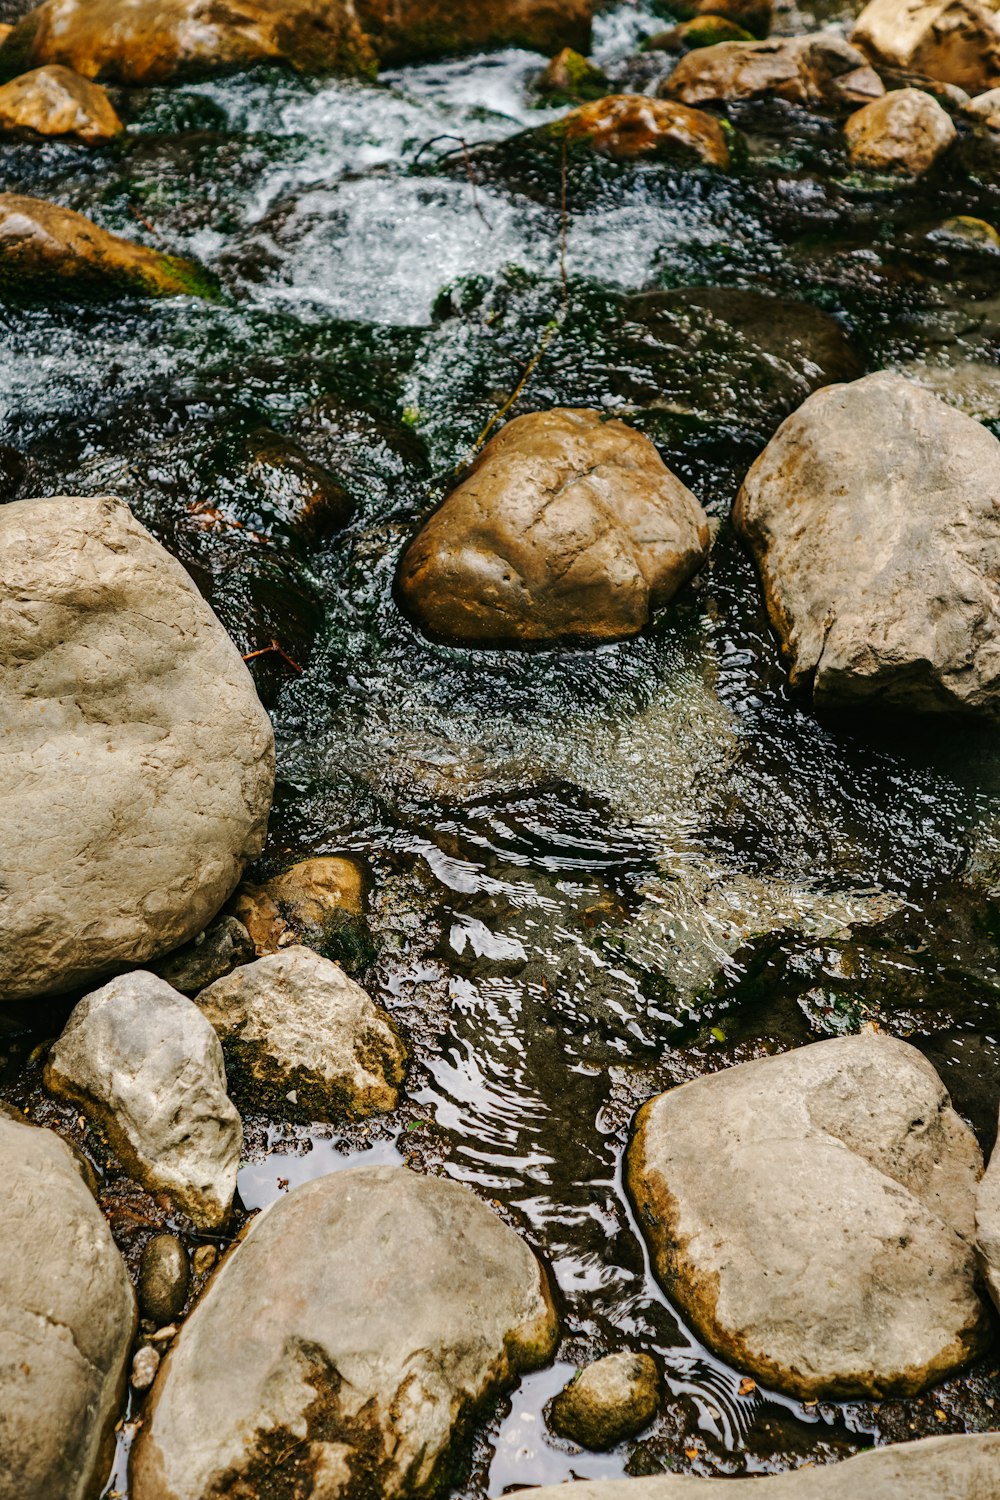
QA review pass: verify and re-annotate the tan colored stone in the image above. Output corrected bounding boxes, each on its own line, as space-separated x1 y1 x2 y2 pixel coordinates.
398 408 710 647
853 0 1000 93
0 63 122 142
969 84 1000 124
265 855 366 926
560 93 731 167
664 33 884 109
845 87 957 173
226 882 290 956
550 1353 660 1450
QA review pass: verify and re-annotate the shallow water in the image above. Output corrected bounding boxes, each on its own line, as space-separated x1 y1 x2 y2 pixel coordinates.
4 0 1000 1493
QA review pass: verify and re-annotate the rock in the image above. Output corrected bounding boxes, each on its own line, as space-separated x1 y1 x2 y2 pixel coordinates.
537 46 609 102
515 1433 1000 1497
265 855 366 935
195 945 407 1123
976 1116 1000 1313
152 915 256 996
853 0 1000 93
969 84 1000 124
663 34 884 110
926 214 1000 251
130 1164 558 1499
232 427 353 542
627 1031 990 1400
550 1353 660 1449
131 1345 161 1393
556 93 732 167
733 372 1000 716
44 971 243 1229
192 1244 217 1276
655 0 772 39
355 0 593 65
898 357 1000 419
226 882 291 956
0 494 274 1000
139 1236 191 1326
845 87 956 173
0 62 122 141
0 193 218 299
0 1112 136 1500
645 16 755 52
0 440 24 497
398 408 710 647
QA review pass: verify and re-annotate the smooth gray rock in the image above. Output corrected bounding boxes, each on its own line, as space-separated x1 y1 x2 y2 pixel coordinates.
195 945 407 1123
130 1164 558 1500
139 1236 190 1326
550 1353 660 1450
0 1112 136 1500
45 970 243 1229
626 1031 989 1400
0 493 274 1002
515 1433 1000 1497
734 373 1000 715
152 915 255 996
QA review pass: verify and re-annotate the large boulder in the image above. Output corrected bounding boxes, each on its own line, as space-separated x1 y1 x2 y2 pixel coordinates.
844 87 957 173
626 1032 990 1399
733 372 1000 715
0 1113 136 1500
355 0 592 64
853 0 1000 93
976 1112 1000 1313
0 63 122 142
514 1434 1000 1498
130 1165 558 1499
0 494 274 1001
45 971 243 1229
0 194 218 298
195 945 407 1122
662 33 884 109
555 93 731 167
397 408 710 647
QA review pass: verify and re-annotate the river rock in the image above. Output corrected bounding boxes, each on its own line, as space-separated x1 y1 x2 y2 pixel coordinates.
550 1353 660 1449
0 494 274 1000
357 0 592 64
398 408 710 647
845 87 957 172
976 1116 1000 1313
0 1112 136 1500
969 85 1000 125
266 855 366 926
0 193 217 297
195 945 407 1122
853 0 1000 93
139 1236 191 1326
537 46 609 102
646 17 755 52
663 34 884 109
515 1433 1000 1497
0 63 122 141
45 971 243 1229
152 914 255 996
663 0 772 39
627 1031 989 1400
226 882 291 956
130 1165 559 1499
733 372 1000 715
558 93 732 166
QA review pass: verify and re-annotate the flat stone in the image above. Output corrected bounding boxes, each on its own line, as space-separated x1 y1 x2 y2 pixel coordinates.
550 1353 661 1449
663 33 884 110
0 63 122 142
130 1164 558 1500
626 1031 990 1399
845 88 957 174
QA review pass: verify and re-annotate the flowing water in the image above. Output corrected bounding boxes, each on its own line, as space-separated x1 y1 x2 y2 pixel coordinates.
4 1 1000 1493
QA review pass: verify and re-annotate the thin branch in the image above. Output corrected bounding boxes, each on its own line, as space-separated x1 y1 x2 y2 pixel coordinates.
242 640 303 673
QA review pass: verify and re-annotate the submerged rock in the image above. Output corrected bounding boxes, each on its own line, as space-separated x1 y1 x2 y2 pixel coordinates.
0 494 274 1000
663 34 884 110
265 856 366 926
655 0 773 40
139 1235 191 1326
645 16 755 51
226 882 292 956
231 426 353 542
398 408 710 647
0 193 217 298
130 1165 559 1500
0 63 122 142
0 1112 136 1500
845 87 957 174
734 372 1000 716
627 1031 990 1400
853 0 1000 93
45 971 243 1229
555 93 732 167
151 914 255 996
195 945 407 1123
550 1353 660 1450
536 46 609 103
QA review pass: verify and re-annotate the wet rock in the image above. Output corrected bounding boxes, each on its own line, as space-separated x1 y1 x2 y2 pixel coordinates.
733 372 1000 716
195 945 407 1123
131 1344 161 1393
192 1244 217 1276
536 45 608 102
0 1112 136 1500
555 93 732 167
845 87 957 174
151 915 255 996
0 63 122 142
226 882 291 956
398 408 710 647
853 0 1000 93
627 1031 990 1400
0 494 274 1000
927 214 1000 251
899 357 1000 419
355 0 593 65
969 84 1000 125
265 856 366 926
0 0 377 86
550 1353 660 1449
516 1433 1000 1497
130 1164 559 1500
231 426 353 542
0 440 24 497
139 1235 191 1325
645 16 755 52
0 193 218 299
655 0 772 39
45 971 243 1229
976 1120 1000 1314
663 34 884 110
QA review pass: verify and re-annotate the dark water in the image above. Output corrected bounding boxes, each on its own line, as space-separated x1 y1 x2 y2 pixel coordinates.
4 1 1000 1493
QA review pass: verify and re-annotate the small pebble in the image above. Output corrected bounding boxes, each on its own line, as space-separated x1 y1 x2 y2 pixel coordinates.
139 1234 190 1324
193 1244 218 1276
131 1344 161 1392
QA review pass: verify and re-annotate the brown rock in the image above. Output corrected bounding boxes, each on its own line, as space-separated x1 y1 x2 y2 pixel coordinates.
0 64 122 143
356 0 592 64
397 408 710 648
853 0 1000 93
559 93 731 167
664 33 884 110
226 883 291 956
662 0 772 40
845 86 957 173
265 855 366 926
537 45 608 101
645 16 755 53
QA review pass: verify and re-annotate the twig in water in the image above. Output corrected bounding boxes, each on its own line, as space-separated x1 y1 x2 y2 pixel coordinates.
128 203 161 240
460 319 561 471
559 135 569 308
411 133 493 229
242 640 303 674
